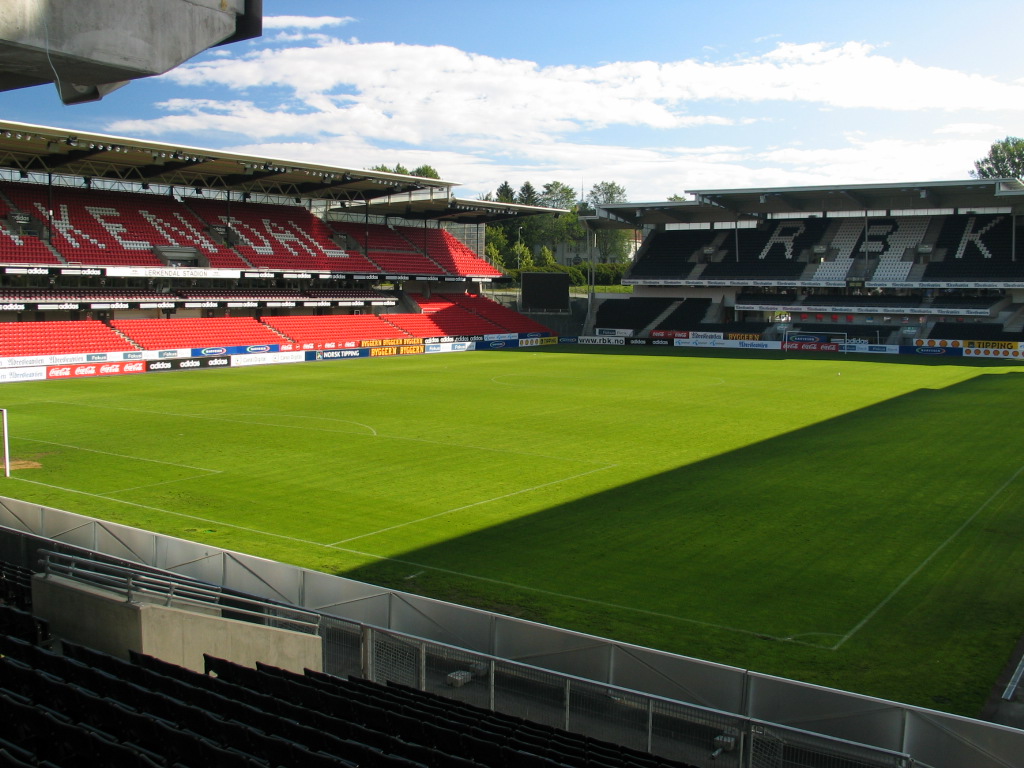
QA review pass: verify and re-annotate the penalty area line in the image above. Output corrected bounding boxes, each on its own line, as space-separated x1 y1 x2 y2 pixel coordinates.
4 475 817 647
8 477 335 552
14 437 221 473
328 464 618 546
324 541 827 648
832 461 1024 651
101 472 224 495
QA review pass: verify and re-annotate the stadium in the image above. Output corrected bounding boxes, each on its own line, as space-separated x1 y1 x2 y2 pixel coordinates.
0 5 1024 768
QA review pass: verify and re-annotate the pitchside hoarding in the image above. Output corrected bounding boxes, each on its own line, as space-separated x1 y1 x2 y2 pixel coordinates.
147 357 231 371
307 349 369 361
192 344 280 357
45 361 147 379
0 330 1015 385
230 351 306 367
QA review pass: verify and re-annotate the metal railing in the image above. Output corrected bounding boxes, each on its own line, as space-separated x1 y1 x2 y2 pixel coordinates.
4 500 1023 768
352 624 912 768
39 550 321 636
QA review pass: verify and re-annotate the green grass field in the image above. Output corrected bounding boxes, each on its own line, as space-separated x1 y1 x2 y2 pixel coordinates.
2 346 1023 716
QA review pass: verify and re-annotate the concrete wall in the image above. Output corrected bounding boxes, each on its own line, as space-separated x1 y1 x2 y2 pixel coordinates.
32 574 322 674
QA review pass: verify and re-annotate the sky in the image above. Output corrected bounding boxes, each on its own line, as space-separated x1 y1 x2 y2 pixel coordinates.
2 0 1023 202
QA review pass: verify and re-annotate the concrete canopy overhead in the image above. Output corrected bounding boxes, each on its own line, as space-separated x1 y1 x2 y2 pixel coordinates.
0 119 456 205
590 179 1024 230
0 0 261 104
333 196 569 226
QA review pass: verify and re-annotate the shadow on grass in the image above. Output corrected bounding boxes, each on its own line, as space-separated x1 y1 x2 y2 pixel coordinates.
511 343 1023 367
339 368 1024 695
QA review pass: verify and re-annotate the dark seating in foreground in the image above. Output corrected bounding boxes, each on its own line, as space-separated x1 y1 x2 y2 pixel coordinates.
0 627 698 768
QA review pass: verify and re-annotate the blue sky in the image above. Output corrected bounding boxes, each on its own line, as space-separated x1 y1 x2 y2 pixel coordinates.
2 0 1023 201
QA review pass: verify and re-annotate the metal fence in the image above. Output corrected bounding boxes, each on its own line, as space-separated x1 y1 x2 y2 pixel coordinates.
2 496 1023 768
38 550 322 636
350 624 909 768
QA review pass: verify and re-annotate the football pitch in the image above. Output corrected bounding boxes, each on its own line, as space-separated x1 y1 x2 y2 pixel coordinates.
1 346 1023 716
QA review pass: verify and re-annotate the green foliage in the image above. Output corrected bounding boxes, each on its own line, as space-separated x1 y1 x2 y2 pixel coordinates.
484 240 505 269
485 179 587 267
485 225 509 254
971 136 1024 180
369 163 439 179
590 261 629 285
536 183 586 253
495 181 516 203
495 264 586 286
573 260 628 285
411 164 440 179
517 181 539 206
540 181 579 210
537 245 556 267
596 233 631 263
512 241 534 269
369 163 410 175
586 180 628 207
586 181 631 263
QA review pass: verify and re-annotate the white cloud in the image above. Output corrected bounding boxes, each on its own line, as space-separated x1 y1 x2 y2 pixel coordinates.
112 100 328 140
933 122 1008 136
262 16 355 30
155 39 1024 144
755 134 992 186
106 34 1024 201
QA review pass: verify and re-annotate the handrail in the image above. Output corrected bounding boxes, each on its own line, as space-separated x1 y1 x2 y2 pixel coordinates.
39 550 320 635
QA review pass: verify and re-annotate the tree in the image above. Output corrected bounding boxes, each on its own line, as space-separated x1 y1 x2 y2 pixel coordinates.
586 181 631 263
511 241 533 269
484 240 505 269
411 164 440 179
485 225 510 259
369 163 410 175
517 181 540 206
971 137 1024 180
369 163 440 178
537 245 556 267
540 181 579 211
667 193 687 202
536 181 586 254
494 181 516 203
586 180 628 208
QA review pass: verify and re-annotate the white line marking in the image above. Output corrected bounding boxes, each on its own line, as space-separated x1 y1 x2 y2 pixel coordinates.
35 400 602 464
328 464 617 546
322 542 825 646
11 477 327 548
376 431 598 463
38 401 378 439
102 473 222 495
230 413 377 436
489 373 584 387
14 437 220 473
38 398 1014 650
832 461 1024 650
5 474 812 646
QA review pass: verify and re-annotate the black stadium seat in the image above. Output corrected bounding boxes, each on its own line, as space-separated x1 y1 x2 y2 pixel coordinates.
0 632 698 768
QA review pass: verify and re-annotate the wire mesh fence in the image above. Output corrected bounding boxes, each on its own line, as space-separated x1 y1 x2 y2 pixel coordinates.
352 627 911 768
652 697 744 768
748 723 911 768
